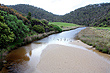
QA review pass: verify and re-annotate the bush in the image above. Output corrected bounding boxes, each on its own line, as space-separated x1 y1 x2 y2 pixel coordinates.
0 15 5 22
49 28 54 31
27 12 31 20
102 49 108 53
103 24 107 27
33 25 45 33
108 51 110 54
0 22 15 49
52 25 62 32
61 26 63 28
41 19 49 25
99 23 104 27
31 19 43 26
27 24 33 30
106 43 110 47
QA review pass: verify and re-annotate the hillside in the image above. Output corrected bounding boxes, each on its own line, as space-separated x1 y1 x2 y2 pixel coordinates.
62 3 110 26
0 4 63 50
7 4 61 22
7 3 110 26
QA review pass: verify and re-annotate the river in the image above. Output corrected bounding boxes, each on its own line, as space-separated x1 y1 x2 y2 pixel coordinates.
2 27 110 73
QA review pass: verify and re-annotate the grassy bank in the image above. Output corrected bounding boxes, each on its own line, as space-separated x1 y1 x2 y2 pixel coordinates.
49 22 81 31
49 22 80 27
78 27 110 54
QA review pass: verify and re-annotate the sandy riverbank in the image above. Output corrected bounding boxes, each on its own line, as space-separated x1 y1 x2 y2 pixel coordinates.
37 40 110 73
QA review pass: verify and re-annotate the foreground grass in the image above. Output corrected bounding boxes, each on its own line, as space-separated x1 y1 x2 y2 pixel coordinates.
78 27 110 54
49 22 80 27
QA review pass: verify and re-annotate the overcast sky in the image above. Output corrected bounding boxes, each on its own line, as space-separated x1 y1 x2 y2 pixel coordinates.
1 0 110 15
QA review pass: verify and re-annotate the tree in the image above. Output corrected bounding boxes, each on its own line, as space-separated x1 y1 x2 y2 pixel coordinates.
27 12 31 20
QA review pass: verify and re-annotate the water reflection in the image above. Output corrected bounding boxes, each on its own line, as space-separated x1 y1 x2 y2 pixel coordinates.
6 47 30 63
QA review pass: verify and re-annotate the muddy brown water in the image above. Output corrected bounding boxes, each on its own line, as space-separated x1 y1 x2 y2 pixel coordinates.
2 27 110 73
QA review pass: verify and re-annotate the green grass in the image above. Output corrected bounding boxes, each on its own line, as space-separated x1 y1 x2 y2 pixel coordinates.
94 27 110 31
49 22 79 27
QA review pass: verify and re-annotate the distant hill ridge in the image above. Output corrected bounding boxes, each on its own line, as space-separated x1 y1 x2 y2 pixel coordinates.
7 4 62 22
7 3 110 26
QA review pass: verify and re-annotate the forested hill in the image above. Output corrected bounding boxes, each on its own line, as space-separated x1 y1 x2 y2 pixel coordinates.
7 3 110 26
62 3 110 26
7 4 62 22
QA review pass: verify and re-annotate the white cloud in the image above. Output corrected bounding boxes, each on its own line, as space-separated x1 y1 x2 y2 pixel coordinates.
0 0 110 15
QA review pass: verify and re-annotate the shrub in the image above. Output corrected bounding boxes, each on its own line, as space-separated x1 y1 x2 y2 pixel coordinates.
99 49 102 52
33 25 45 33
51 25 62 32
106 43 110 48
103 24 107 27
102 49 108 53
0 15 5 22
99 23 104 27
49 28 54 31
61 26 63 28
0 22 15 49
96 46 99 50
27 12 31 20
41 19 49 25
31 19 43 26
108 51 110 54
27 24 33 30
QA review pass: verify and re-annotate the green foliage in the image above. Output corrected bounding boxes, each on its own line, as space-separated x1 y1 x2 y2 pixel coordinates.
102 49 108 53
33 25 45 33
27 12 31 20
0 22 15 49
103 24 107 27
99 23 104 27
0 5 30 25
41 19 49 25
31 19 43 26
0 10 7 16
108 51 110 54
27 24 33 30
51 25 62 32
5 14 30 40
0 15 5 22
49 28 54 31
5 14 18 21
